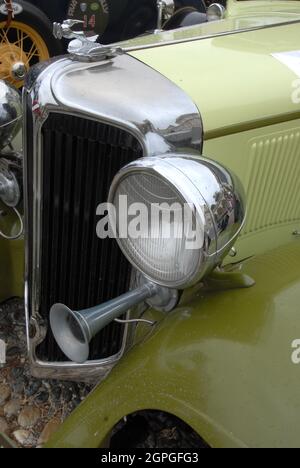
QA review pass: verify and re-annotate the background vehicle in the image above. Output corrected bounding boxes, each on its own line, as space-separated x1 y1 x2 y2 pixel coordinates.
0 0 64 87
66 0 208 42
0 0 208 87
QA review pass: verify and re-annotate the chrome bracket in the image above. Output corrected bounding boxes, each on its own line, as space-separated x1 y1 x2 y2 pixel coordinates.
0 158 21 208
0 338 6 367
156 0 175 32
53 19 124 62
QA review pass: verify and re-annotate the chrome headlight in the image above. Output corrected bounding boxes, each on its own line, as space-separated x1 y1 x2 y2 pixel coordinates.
108 155 246 289
0 81 22 150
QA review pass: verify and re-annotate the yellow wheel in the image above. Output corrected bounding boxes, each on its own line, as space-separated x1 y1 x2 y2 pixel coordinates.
0 20 49 88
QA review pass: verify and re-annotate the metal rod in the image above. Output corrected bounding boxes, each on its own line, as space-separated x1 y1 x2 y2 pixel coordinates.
157 0 164 30
76 282 159 341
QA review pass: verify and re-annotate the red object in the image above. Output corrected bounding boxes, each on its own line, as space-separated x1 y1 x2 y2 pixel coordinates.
4 0 14 28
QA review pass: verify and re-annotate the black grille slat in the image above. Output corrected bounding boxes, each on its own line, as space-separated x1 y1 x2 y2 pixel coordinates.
78 141 98 306
58 133 74 301
33 114 143 362
68 137 86 307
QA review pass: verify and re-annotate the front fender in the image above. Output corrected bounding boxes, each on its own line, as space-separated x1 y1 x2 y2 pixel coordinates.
0 221 23 302
47 240 300 448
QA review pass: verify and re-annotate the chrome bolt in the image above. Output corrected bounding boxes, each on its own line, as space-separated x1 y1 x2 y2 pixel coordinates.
11 62 27 81
229 247 237 257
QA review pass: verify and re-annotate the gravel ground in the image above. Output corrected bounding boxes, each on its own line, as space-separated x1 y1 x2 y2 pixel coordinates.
0 298 93 448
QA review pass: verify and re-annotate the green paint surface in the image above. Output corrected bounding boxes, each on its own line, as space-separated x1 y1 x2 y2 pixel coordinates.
47 241 300 448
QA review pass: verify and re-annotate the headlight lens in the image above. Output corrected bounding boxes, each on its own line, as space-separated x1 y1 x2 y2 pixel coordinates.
113 171 200 287
108 155 245 289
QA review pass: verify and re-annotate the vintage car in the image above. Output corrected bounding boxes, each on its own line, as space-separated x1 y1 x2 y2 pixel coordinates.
1 0 300 449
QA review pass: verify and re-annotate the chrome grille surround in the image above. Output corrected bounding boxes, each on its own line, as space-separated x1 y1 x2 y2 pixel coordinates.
23 54 203 382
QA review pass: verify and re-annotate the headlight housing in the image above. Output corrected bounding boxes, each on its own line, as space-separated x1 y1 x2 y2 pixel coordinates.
0 81 22 150
108 155 245 289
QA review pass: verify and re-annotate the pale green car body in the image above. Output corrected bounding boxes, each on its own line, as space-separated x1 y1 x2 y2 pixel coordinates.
2 0 300 448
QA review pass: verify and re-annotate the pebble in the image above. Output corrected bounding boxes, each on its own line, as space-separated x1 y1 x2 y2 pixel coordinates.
1 299 93 447
4 400 21 419
24 380 41 397
0 384 11 405
13 429 32 447
10 367 23 379
68 398 82 412
34 391 49 404
67 383 78 394
0 417 8 434
51 386 62 402
61 387 73 403
37 418 61 446
18 406 40 428
42 381 51 391
6 346 21 358
11 380 24 395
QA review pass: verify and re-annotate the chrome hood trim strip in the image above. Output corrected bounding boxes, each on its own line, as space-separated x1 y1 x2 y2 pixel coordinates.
123 18 300 53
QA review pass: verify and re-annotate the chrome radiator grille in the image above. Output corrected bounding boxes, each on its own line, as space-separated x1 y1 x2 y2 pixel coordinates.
29 113 143 362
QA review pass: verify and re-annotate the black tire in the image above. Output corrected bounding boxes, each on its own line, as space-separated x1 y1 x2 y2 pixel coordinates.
163 7 207 31
0 0 63 57
120 1 157 41
110 411 210 449
175 0 207 14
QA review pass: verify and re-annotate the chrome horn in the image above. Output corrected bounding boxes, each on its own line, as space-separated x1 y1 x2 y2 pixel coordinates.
50 277 178 363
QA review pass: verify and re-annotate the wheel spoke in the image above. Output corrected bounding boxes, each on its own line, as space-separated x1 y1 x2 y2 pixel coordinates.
0 20 50 86
0 26 12 48
19 28 23 52
26 46 39 64
26 42 36 60
17 27 20 45
0 29 8 44
13 32 30 49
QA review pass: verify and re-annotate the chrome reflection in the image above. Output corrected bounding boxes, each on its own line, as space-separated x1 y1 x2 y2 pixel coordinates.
23 52 203 381
0 81 22 150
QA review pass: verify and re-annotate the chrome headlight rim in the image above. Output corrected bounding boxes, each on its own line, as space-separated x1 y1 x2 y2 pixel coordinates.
108 156 212 289
108 154 246 290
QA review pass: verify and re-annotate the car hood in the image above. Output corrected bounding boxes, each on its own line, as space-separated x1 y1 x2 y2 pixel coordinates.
128 19 300 138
